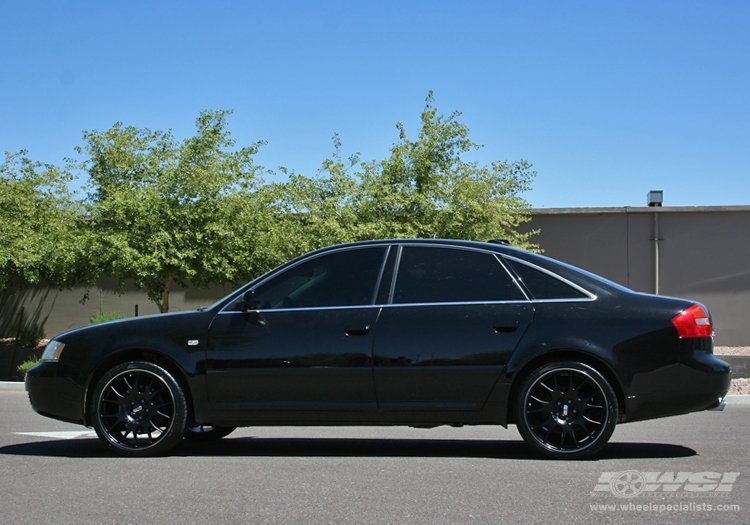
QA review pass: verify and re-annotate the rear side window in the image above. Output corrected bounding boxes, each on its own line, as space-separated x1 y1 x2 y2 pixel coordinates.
393 246 526 304
505 259 590 300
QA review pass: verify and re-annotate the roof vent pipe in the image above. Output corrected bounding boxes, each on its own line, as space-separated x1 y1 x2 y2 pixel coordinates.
648 190 663 294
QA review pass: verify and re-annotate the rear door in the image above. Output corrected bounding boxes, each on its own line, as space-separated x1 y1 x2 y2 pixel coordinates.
372 245 534 411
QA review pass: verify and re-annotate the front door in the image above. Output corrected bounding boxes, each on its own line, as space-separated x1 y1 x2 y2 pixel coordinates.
206 246 388 413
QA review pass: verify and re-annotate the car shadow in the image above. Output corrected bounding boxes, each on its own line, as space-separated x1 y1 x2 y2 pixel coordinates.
0 437 697 460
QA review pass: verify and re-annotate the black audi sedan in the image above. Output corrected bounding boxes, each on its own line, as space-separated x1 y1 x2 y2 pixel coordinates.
26 239 730 459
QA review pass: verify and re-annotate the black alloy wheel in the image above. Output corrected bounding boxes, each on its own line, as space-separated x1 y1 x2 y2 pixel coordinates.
515 361 618 460
91 361 188 457
185 425 237 442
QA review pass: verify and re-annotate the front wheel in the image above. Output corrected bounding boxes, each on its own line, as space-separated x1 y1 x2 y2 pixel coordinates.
91 361 188 457
515 361 618 460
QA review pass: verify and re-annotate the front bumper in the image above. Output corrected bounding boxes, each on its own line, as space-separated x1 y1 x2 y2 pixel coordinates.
25 362 86 425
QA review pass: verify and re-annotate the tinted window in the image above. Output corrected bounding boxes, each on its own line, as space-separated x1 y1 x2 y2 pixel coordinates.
506 259 589 300
251 247 386 309
393 247 526 304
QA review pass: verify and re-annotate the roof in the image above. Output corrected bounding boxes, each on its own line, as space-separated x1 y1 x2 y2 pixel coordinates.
530 205 750 215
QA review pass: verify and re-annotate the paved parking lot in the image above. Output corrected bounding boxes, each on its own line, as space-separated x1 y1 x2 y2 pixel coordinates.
1 390 748 524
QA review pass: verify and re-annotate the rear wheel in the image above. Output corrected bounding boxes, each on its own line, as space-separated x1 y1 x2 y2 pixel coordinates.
515 361 617 460
91 361 188 457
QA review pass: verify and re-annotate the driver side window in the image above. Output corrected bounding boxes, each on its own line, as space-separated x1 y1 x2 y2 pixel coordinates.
250 247 387 309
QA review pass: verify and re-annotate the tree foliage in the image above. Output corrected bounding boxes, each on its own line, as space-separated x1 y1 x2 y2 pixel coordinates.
0 151 88 293
76 110 274 313
278 92 537 248
4 94 538 313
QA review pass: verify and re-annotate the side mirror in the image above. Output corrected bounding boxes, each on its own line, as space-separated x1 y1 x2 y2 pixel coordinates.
241 289 267 326
241 290 257 312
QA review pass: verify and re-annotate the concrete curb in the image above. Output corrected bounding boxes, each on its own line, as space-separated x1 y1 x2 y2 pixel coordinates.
725 395 750 405
719 356 750 379
0 381 25 391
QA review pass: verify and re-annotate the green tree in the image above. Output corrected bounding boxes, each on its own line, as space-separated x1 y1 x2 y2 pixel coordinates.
280 93 538 249
76 110 274 313
0 151 88 293
272 134 363 252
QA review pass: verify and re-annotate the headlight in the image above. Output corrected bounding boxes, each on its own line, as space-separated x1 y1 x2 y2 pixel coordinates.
40 341 65 362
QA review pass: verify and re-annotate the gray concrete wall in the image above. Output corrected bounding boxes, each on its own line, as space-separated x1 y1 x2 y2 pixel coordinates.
521 206 750 346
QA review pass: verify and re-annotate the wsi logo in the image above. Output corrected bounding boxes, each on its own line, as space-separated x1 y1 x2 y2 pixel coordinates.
593 471 740 498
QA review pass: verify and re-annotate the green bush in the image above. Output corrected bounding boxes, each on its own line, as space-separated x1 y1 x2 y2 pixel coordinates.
17 321 45 348
89 311 125 324
17 358 41 378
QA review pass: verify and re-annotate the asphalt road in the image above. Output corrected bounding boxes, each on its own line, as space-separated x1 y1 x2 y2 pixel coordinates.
1 390 748 525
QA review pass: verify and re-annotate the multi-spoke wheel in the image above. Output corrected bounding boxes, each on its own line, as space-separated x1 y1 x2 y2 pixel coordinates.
91 361 188 457
515 361 618 460
184 425 236 442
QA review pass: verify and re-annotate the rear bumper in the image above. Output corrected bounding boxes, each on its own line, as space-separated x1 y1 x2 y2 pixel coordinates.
623 352 731 422
681 351 732 408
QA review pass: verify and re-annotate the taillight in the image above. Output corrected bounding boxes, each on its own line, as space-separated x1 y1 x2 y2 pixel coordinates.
672 304 712 338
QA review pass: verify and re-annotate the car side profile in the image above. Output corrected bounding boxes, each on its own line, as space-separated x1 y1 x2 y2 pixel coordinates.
26 239 731 459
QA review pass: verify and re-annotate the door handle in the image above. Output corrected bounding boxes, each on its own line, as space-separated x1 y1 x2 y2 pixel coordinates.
493 323 518 333
345 326 370 336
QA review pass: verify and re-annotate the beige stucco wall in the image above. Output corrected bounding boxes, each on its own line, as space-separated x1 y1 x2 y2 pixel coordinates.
2 206 749 346
522 206 750 345
0 278 236 341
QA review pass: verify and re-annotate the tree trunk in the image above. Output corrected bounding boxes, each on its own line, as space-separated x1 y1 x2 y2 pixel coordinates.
160 274 173 313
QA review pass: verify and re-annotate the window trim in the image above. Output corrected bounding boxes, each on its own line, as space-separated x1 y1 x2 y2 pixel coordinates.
217 243 598 315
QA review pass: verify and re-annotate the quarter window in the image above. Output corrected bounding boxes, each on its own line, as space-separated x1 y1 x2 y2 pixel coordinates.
505 259 589 300
393 247 526 304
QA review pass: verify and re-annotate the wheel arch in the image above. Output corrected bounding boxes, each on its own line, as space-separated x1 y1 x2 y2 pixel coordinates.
505 349 626 425
83 349 195 428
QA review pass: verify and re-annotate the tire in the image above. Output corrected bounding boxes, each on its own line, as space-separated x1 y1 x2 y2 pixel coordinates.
184 425 236 442
515 361 618 460
91 361 188 457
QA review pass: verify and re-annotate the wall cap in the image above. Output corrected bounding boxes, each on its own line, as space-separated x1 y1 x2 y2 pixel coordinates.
530 205 750 215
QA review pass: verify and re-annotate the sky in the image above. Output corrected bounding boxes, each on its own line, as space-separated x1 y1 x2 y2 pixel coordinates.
1 1 748 209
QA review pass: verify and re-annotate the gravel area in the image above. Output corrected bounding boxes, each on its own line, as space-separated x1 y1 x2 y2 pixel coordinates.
716 348 750 394
715 346 750 355
729 378 750 395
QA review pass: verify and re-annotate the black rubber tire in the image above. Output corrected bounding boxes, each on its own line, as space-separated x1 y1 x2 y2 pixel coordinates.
91 361 188 457
184 425 236 442
515 361 618 460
